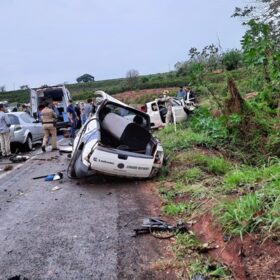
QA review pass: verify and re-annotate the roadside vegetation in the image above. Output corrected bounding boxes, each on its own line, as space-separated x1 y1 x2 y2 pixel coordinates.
152 6 279 278
1 2 279 278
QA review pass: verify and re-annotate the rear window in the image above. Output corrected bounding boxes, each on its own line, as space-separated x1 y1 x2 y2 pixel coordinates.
20 113 36 123
8 114 20 125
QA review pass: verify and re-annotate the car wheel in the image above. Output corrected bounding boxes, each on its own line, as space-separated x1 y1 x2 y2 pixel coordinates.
69 149 88 178
23 135 33 151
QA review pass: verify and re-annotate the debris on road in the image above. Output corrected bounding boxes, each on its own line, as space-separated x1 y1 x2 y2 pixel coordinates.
9 155 30 163
32 172 63 181
51 186 61 192
8 276 29 280
4 165 13 171
133 217 188 238
32 156 59 161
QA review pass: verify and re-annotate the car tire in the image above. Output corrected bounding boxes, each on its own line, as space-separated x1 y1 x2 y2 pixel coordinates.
23 135 33 151
69 149 88 178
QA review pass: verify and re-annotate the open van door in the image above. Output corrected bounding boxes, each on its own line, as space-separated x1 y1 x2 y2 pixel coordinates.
30 89 38 119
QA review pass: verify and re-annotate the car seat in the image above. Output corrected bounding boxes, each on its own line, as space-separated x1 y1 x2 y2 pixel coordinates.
102 112 151 151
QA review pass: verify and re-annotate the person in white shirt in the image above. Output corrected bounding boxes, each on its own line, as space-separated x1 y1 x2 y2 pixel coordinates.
0 103 11 157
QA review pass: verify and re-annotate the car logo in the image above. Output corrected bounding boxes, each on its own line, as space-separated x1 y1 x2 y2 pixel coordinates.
117 163 125 169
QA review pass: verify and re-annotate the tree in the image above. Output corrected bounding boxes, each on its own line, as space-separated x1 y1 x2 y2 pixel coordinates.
222 49 243 71
0 86 5 93
76 74 95 83
126 69 139 88
20 85 29 90
232 1 280 39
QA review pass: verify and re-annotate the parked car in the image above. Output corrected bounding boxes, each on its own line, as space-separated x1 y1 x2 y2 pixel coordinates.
7 112 43 151
67 91 164 179
30 85 71 129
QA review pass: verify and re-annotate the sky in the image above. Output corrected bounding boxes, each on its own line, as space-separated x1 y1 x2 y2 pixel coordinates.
0 0 246 90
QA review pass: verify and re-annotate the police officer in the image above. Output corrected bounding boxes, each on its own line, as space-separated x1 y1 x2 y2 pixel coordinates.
41 101 58 152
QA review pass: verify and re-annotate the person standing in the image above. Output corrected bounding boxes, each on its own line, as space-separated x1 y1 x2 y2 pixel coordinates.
67 100 77 139
75 103 81 129
185 87 196 102
84 98 93 121
177 86 186 99
80 102 87 125
22 104 31 115
0 103 11 157
41 101 58 152
165 97 173 124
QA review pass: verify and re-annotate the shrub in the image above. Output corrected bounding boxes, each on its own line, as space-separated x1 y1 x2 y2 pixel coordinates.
222 49 243 71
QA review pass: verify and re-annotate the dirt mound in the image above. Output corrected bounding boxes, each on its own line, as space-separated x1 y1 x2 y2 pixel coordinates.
114 87 177 102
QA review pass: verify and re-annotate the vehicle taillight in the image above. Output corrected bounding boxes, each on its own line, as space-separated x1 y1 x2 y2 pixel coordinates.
141 105 147 112
154 151 163 164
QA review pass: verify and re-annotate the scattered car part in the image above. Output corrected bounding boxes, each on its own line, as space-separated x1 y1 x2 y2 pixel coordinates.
51 186 61 192
9 155 30 163
32 172 63 180
133 217 188 238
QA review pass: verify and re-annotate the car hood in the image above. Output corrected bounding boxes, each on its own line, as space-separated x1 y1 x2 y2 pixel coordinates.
95 91 128 107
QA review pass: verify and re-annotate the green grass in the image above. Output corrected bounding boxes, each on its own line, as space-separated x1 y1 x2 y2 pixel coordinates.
173 233 201 259
162 203 189 215
162 201 198 216
174 182 210 200
174 167 203 184
156 126 213 156
158 187 176 202
204 156 232 175
214 174 280 238
213 193 262 238
188 257 231 279
224 161 280 189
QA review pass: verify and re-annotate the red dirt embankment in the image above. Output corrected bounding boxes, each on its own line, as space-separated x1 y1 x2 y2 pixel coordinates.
114 88 177 102
193 213 280 280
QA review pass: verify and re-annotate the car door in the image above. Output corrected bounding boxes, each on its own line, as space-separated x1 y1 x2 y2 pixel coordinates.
171 99 188 123
147 101 163 128
7 114 20 142
30 89 38 119
20 113 42 141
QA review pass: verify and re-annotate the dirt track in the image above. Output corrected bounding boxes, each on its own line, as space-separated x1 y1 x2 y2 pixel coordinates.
0 151 170 280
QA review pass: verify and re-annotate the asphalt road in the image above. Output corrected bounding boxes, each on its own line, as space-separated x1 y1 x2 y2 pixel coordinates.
0 147 168 280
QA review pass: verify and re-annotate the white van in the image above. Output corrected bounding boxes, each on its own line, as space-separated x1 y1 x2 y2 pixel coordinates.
30 85 72 129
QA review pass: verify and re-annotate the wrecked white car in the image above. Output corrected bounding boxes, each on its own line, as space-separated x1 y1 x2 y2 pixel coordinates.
68 91 164 178
141 95 196 129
